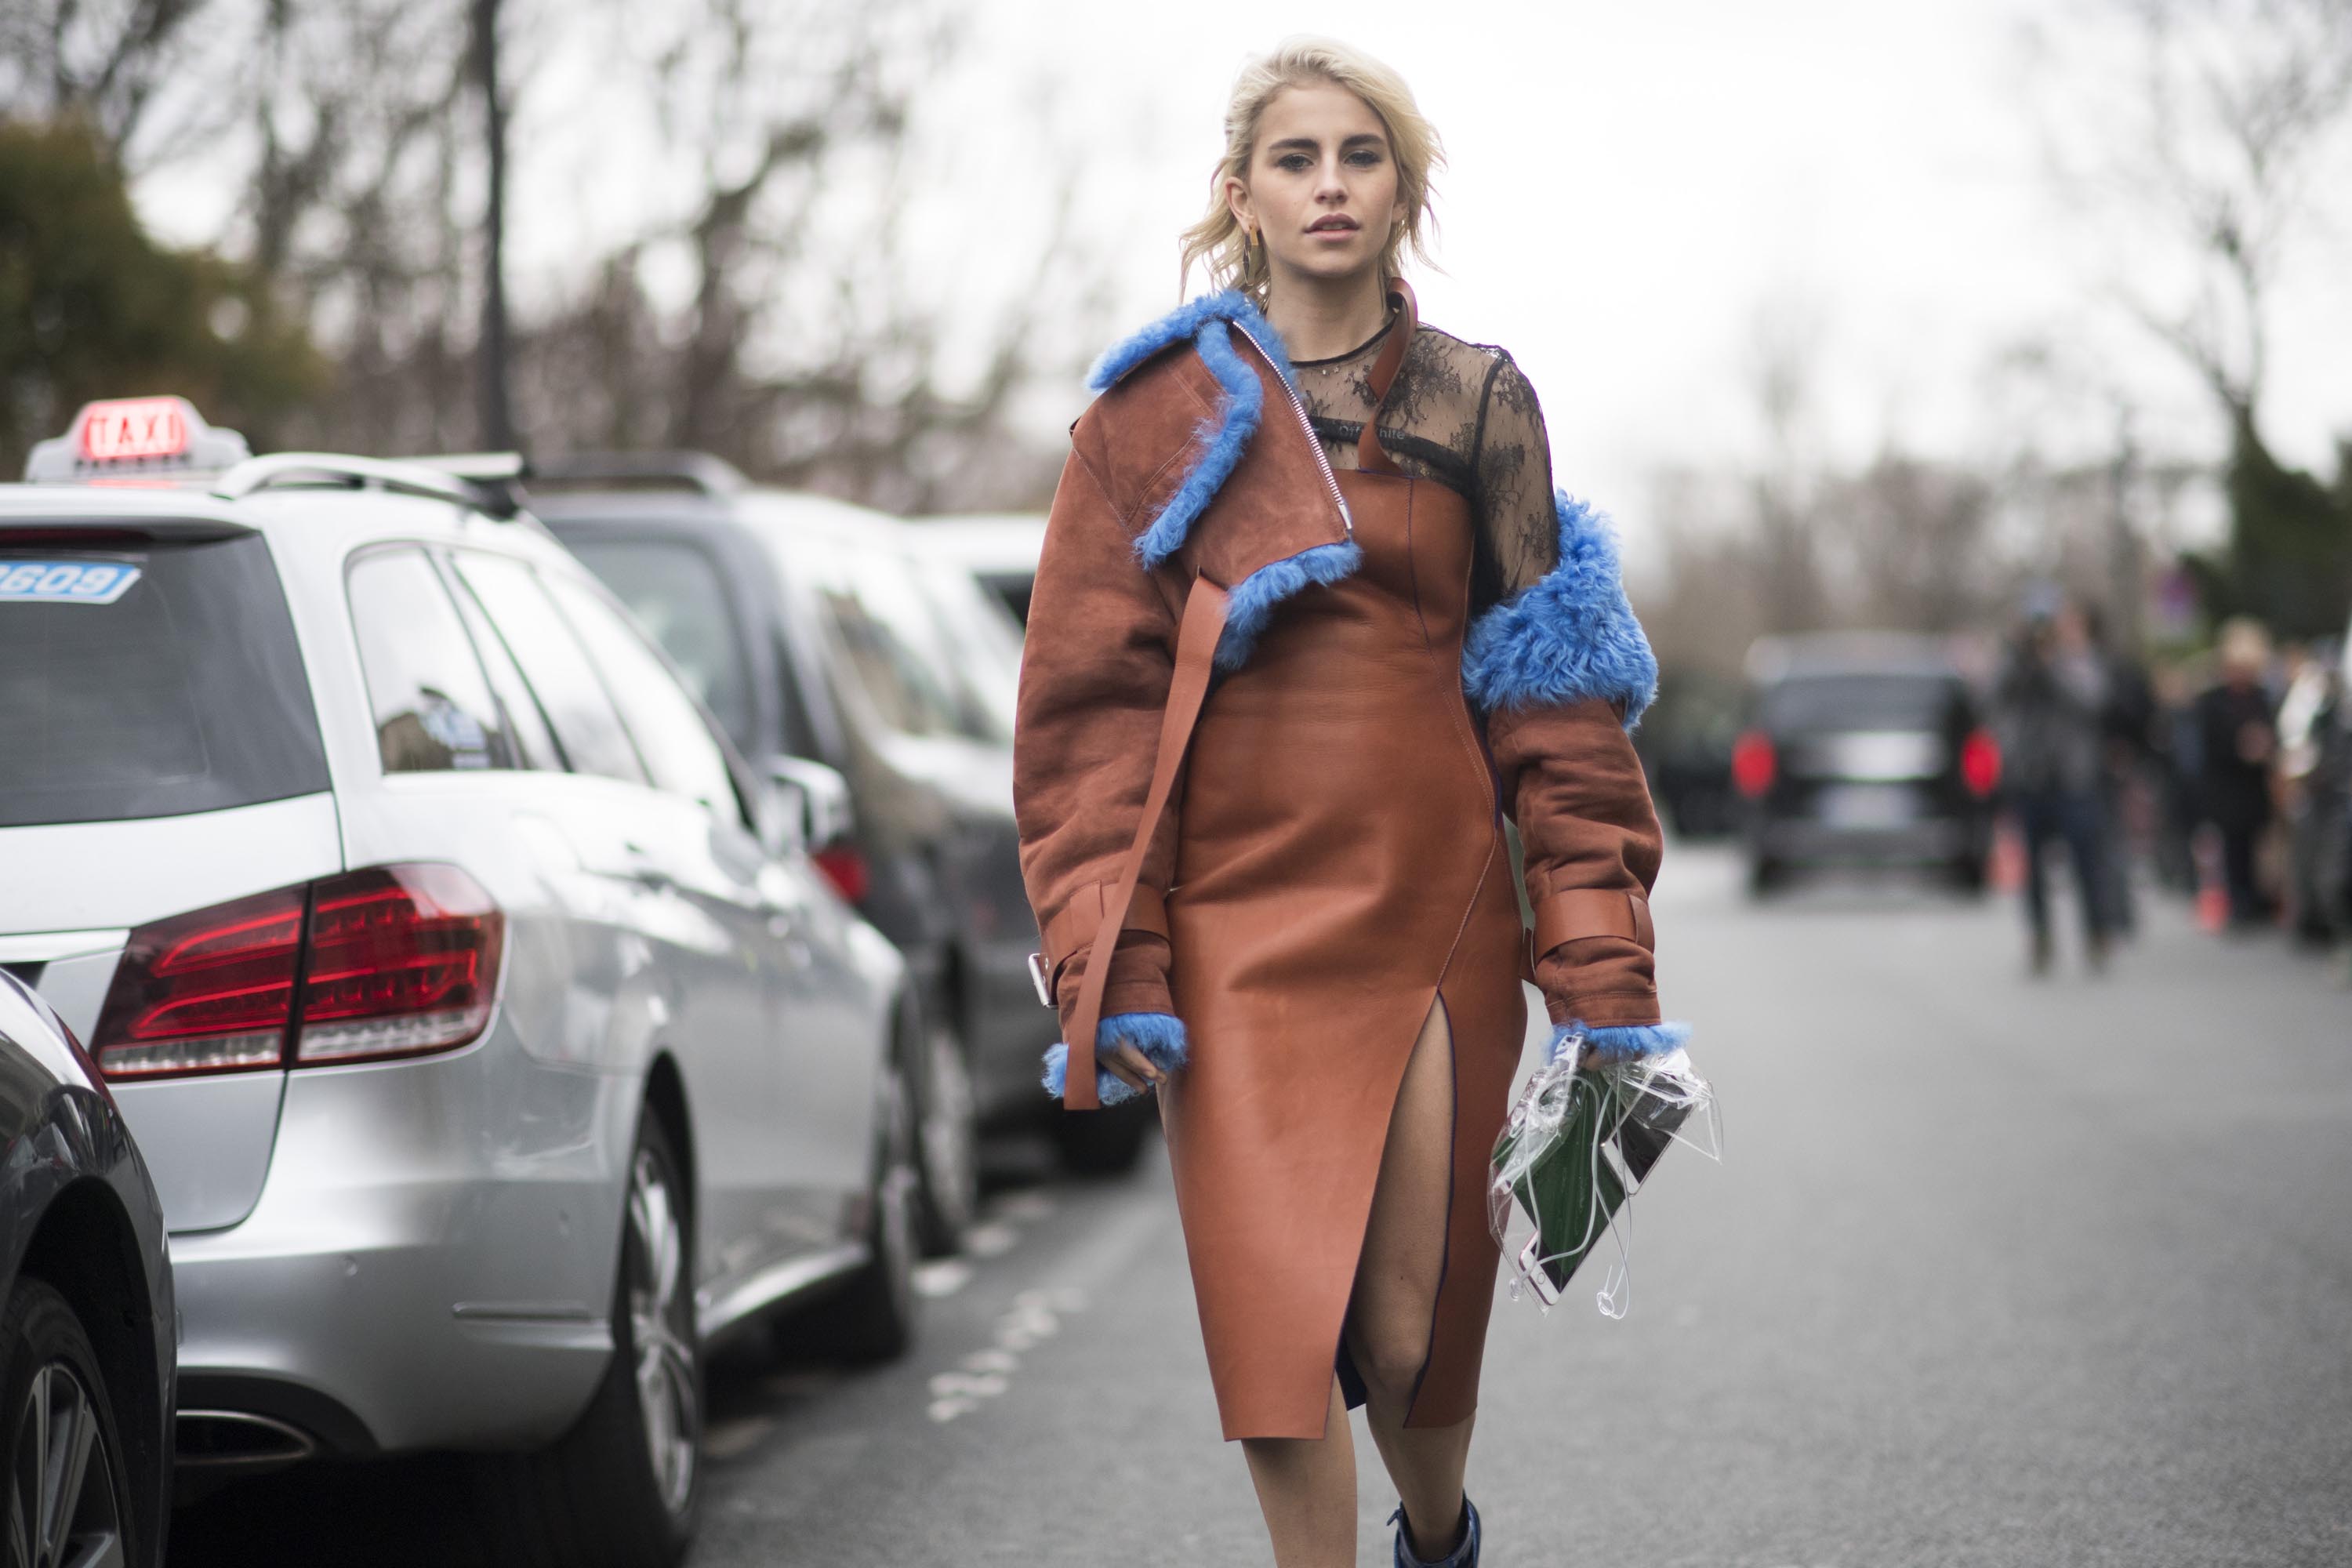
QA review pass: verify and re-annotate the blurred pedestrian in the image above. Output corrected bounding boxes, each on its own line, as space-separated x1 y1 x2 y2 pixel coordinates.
2277 638 2350 947
2147 661 2202 895
2085 603 2153 935
2194 617 2279 929
1995 593 2114 972
1014 38 1679 1568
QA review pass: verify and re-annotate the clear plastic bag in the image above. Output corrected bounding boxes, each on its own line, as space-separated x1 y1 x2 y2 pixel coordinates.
1486 1039 1721 1318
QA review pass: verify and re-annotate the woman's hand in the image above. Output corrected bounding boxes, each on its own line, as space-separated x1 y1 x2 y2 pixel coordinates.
1098 1039 1166 1094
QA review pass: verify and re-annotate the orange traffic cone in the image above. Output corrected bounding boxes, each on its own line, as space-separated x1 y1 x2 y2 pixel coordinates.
1990 817 2027 894
2191 827 2229 933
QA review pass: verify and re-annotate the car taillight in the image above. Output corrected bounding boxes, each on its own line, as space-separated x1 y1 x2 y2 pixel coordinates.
297 866 503 1064
1960 729 2002 797
812 844 871 904
1730 730 1777 798
91 886 305 1079
91 864 504 1080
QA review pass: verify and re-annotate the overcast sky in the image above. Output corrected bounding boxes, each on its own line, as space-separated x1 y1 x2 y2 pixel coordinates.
134 0 2352 547
941 0 2351 541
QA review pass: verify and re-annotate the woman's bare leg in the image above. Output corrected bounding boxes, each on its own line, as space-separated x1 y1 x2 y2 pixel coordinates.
1345 999 1476 1561
1239 1377 1356 1568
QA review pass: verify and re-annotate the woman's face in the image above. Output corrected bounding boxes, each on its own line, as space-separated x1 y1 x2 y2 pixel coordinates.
1228 81 1405 290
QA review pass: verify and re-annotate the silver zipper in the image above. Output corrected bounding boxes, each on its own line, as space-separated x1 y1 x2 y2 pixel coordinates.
1231 322 1354 539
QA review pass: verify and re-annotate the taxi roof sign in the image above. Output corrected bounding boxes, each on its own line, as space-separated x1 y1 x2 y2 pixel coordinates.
24 396 252 484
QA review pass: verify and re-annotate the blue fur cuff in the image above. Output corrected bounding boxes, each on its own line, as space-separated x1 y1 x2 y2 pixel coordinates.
1041 1013 1190 1107
1548 1021 1692 1065
1214 540 1364 670
1461 493 1658 729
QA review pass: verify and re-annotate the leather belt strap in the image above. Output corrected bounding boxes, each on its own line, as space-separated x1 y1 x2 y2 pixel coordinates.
1355 278 1417 476
1041 883 1170 992
1530 887 1655 968
1063 577 1229 1109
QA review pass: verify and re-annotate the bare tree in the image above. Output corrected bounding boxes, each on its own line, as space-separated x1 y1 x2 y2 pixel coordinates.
0 0 212 156
2028 0 2352 634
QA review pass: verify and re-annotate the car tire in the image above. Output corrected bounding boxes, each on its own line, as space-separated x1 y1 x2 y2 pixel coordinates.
1948 854 1988 895
1051 1098 1154 1176
2 1278 135 1568
1746 855 1785 899
912 1019 979 1258
475 1115 702 1568
795 1061 920 1365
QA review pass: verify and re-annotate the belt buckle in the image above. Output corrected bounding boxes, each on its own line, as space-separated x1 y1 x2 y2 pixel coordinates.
1026 951 1054 1008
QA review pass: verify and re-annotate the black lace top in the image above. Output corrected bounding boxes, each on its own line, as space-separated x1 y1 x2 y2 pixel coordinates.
1291 316 1559 619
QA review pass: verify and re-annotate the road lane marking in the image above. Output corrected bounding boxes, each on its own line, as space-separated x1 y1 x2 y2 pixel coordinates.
963 1220 1020 1257
914 1259 973 1298
703 1414 775 1460
927 1285 1091 1423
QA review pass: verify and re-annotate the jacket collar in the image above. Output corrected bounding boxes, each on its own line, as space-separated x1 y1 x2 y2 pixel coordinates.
1085 292 1365 670
1087 289 1298 394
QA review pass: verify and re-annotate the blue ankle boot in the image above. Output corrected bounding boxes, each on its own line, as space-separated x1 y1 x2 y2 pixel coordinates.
1390 1496 1479 1567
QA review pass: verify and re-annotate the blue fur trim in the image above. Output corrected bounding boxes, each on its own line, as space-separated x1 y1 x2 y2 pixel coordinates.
1087 291 1300 572
1548 1020 1692 1065
1461 492 1659 729
1214 540 1365 671
1131 320 1261 569
1040 1012 1189 1107
1086 289 1293 392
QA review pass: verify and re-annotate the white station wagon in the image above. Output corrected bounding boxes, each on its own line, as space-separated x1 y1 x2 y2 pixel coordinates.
0 399 919 1566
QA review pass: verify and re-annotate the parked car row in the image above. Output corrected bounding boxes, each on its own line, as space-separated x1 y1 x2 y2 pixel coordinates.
0 400 1069 1566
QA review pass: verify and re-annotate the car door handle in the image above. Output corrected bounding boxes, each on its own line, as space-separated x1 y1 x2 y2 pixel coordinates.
619 844 675 890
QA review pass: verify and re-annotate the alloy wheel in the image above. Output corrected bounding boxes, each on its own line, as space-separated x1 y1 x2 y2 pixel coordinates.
6 1361 124 1568
918 1024 979 1244
877 1066 920 1322
626 1146 699 1519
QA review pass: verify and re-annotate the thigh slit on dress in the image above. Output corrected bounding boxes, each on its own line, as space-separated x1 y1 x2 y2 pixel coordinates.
1160 468 1528 1441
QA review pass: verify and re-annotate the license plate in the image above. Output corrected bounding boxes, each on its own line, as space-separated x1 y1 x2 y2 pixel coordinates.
0 561 143 605
1816 784 1915 829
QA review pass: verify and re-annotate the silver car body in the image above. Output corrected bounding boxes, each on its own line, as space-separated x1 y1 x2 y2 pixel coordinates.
0 477 902 1456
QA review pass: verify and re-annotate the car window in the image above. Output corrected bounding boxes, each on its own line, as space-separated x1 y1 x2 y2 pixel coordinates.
788 531 974 739
436 554 560 770
0 534 328 827
543 574 738 819
1762 673 1966 734
916 561 1020 745
346 548 514 774
453 553 647 784
561 537 755 754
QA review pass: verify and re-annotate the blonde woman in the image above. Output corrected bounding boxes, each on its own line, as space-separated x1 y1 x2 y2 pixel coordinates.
1014 38 1683 1568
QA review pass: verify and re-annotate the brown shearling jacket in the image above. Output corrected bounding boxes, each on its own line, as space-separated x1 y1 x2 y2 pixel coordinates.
1014 292 1669 1080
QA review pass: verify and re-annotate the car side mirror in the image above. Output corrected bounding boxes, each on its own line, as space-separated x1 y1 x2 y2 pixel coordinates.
767 756 855 853
752 775 802 860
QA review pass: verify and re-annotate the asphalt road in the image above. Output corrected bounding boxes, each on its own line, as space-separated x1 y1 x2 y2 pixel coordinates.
171 844 2352 1566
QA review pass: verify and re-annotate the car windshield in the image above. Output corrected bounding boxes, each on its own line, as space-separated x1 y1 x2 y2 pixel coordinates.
0 533 328 827
914 560 1022 745
782 528 1001 744
1761 672 1964 734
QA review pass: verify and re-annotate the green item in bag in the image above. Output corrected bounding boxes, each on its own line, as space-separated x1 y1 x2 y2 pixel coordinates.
1486 1045 1717 1315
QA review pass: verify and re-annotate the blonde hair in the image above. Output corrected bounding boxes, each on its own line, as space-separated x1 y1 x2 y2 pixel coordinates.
1178 37 1444 299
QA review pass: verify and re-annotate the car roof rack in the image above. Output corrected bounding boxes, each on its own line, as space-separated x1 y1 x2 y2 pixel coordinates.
214 452 525 519
526 451 747 497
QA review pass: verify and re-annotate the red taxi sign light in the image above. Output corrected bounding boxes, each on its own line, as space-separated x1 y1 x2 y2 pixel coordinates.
79 397 190 463
23 395 250 484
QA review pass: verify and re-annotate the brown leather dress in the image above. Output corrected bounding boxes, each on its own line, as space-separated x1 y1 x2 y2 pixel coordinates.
1015 284 1668 1449
1160 459 1527 1440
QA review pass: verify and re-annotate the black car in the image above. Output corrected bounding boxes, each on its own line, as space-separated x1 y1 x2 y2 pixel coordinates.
1733 635 1999 894
0 969 174 1568
532 456 1156 1200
